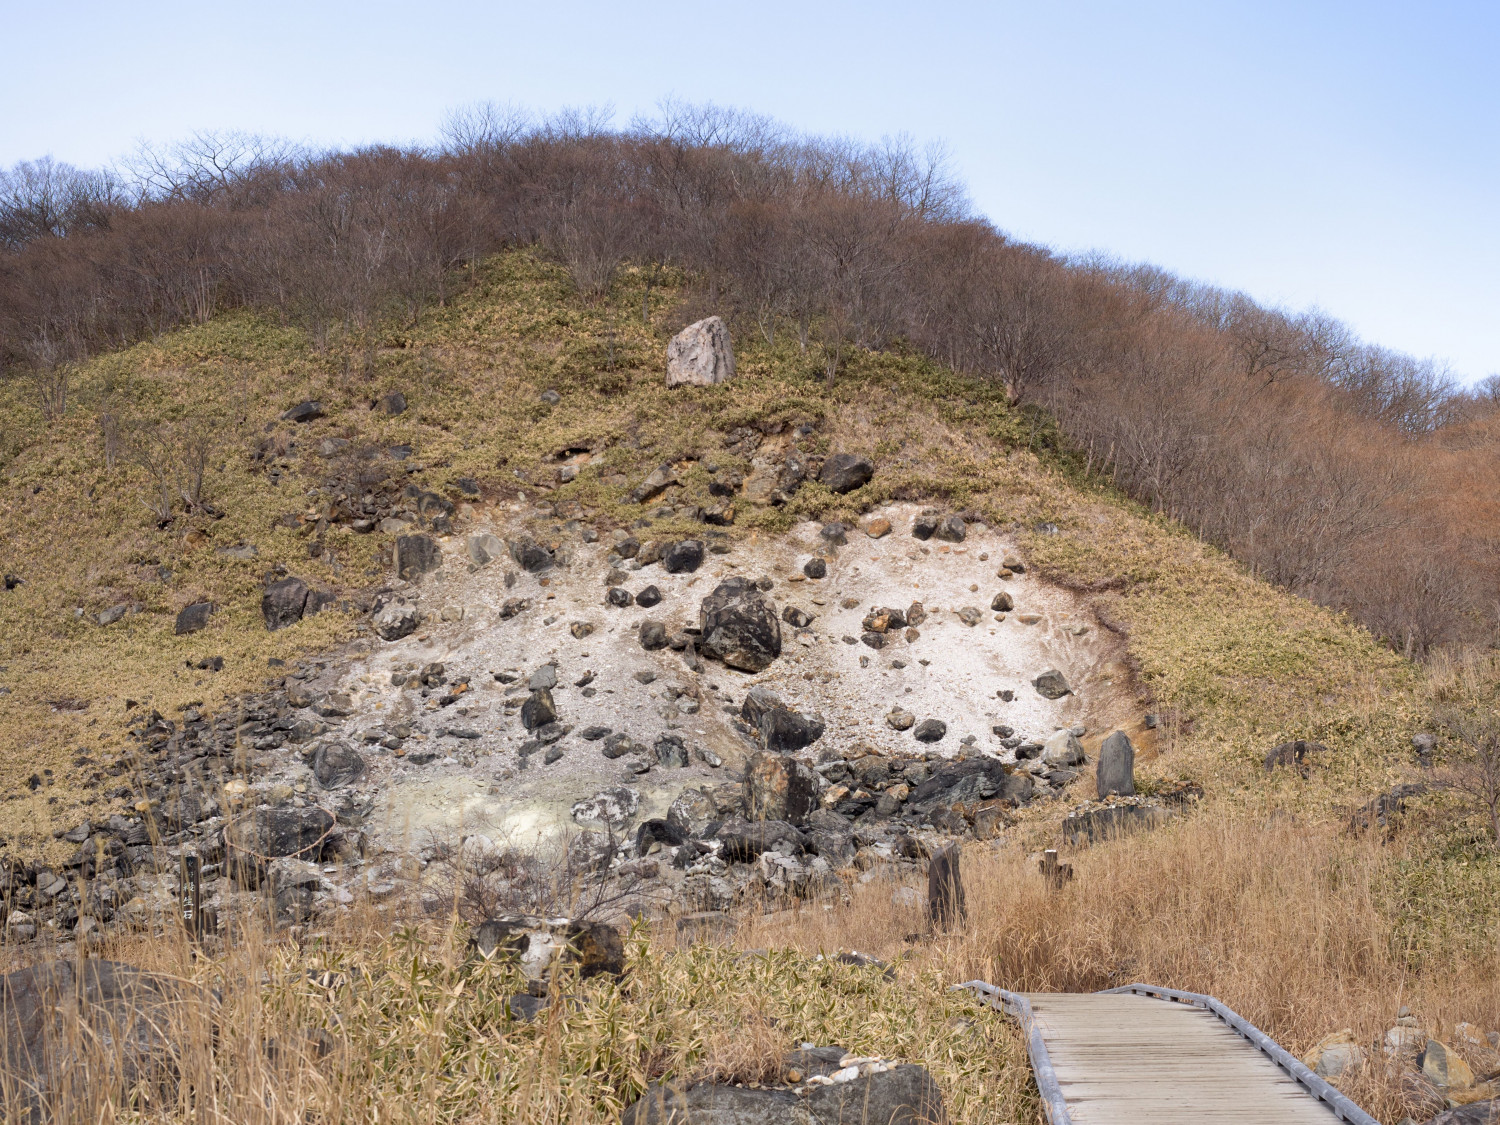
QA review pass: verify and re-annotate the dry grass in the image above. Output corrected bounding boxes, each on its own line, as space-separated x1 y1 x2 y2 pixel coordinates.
750 811 1500 1125
0 902 1027 1125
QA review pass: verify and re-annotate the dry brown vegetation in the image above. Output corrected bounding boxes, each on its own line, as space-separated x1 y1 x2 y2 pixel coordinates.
4 103 1500 655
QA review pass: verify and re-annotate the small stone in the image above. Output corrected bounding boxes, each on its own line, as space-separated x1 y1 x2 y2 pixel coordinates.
174 602 213 635
570 621 595 639
634 670 657 684
1033 669 1072 699
887 709 916 731
635 585 662 608
957 607 982 626
557 464 578 483
913 719 947 743
991 592 1014 612
865 517 892 539
580 725 611 741
639 621 669 650
539 389 561 405
663 540 705 574
783 605 814 629
803 558 828 579
935 515 966 542
817 454 875 494
607 587 633 608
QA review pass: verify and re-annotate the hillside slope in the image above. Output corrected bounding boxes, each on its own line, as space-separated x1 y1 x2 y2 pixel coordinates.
1 251 1496 1125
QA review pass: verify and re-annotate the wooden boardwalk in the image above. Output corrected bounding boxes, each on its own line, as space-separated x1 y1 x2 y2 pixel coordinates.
959 982 1378 1125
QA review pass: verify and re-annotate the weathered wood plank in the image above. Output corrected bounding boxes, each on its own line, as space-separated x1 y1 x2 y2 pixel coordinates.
1023 992 1345 1123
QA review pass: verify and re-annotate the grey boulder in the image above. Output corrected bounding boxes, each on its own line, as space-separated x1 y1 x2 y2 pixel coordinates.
1096 730 1136 798
665 316 736 388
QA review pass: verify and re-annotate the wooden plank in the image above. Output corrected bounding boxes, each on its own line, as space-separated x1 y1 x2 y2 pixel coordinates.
1022 992 1345 1124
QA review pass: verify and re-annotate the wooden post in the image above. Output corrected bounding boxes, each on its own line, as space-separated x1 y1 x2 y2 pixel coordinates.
927 845 967 931
1039 849 1074 890
179 854 203 941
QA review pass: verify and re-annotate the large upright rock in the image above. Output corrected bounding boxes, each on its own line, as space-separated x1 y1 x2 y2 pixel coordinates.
1096 731 1136 797
666 316 736 388
928 845 966 931
699 577 781 671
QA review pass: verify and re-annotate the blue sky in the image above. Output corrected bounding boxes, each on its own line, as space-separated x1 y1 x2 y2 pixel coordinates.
4 1 1497 381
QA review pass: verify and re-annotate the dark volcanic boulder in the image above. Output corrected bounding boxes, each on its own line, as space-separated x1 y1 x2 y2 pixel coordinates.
313 742 366 790
905 759 1032 818
817 453 875 494
913 718 947 743
395 534 442 580
745 751 820 825
508 536 554 573
0 960 210 1123
521 688 558 731
805 1063 946 1125
262 576 311 631
174 601 213 635
225 807 335 884
281 400 324 423
1033 669 1072 699
699 577 781 671
714 817 806 862
741 686 825 752
622 1083 800 1125
662 539 705 574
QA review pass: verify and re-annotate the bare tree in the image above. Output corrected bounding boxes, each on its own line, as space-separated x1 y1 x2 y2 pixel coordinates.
1437 702 1500 843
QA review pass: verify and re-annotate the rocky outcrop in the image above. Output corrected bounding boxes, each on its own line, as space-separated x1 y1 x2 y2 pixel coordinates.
666 316 736 388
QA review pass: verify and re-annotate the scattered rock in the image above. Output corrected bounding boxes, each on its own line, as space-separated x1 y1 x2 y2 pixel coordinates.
818 454 875 494
1042 729 1085 767
865 517 892 539
601 733 636 760
957 606 982 626
174 602 213 635
746 751 821 825
665 316 736 388
281 400 324 423
1264 739 1328 776
629 464 680 505
1422 1039 1477 1090
508 536 554 573
308 742 364 790
471 915 624 982
639 621 669 651
571 787 640 826
935 515 967 542
96 604 128 627
374 600 419 640
0 960 209 1122
654 733 690 768
803 558 828 579
699 578 782 672
1062 800 1173 845
607 587 634 608
991 592 1013 612
742 687 826 752
928 845 966 930
262 576 312 631
467 533 505 566
886 709 916 731
635 585 662 608
521 689 558 730
913 719 947 743
1033 669 1072 699
663 540 705 574
395 535 442 580
1302 1030 1366 1079
376 391 407 415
